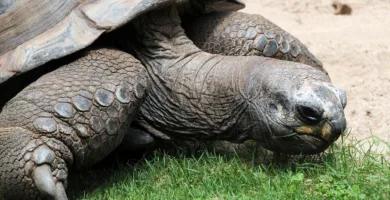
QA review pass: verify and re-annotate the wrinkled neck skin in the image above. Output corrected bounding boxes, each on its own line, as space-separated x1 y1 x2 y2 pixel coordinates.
131 6 271 142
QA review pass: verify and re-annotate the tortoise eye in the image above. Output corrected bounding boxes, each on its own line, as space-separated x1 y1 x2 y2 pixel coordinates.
297 105 322 124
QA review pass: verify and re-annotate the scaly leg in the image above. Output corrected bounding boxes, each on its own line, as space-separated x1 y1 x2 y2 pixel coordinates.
0 49 149 199
184 12 324 70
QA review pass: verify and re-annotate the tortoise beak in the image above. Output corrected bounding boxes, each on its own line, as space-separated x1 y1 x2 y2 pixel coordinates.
295 117 346 143
328 118 347 139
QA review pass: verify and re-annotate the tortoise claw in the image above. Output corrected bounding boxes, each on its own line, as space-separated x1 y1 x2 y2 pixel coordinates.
33 164 68 200
55 182 68 200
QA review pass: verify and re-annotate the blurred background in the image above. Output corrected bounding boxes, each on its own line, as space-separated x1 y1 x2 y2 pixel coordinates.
240 0 390 145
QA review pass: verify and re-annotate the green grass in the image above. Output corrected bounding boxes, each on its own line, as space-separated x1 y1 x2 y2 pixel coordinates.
68 135 390 200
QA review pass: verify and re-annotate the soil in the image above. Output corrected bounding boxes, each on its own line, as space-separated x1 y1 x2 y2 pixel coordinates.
241 0 390 145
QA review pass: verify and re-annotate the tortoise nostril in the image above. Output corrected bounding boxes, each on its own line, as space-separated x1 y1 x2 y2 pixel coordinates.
297 105 322 124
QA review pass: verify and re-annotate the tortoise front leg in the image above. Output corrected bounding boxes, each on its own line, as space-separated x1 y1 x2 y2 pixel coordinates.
184 12 324 70
0 49 149 200
0 128 70 200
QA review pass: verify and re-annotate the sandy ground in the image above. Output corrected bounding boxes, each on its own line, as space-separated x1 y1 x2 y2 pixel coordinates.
240 0 390 145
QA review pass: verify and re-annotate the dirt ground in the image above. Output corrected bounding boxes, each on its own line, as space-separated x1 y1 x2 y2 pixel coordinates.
240 0 390 145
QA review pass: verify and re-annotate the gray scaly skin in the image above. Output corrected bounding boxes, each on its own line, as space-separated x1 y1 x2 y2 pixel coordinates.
0 4 347 200
0 49 149 200
131 6 346 152
184 12 324 71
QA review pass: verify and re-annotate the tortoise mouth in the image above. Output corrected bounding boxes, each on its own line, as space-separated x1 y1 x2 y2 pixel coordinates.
265 129 332 155
295 129 329 144
301 133 328 144
297 133 329 147
272 130 328 144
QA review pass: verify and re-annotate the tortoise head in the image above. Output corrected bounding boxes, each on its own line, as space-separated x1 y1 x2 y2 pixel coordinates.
242 60 346 154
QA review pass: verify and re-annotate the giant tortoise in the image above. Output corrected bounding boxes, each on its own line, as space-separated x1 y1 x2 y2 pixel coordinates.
0 0 346 199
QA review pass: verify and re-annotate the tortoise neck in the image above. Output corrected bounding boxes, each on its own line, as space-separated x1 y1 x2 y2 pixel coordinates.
132 5 201 61
131 6 251 141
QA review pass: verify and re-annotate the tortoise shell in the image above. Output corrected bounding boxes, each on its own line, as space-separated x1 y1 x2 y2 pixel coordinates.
0 0 244 84
0 0 177 84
